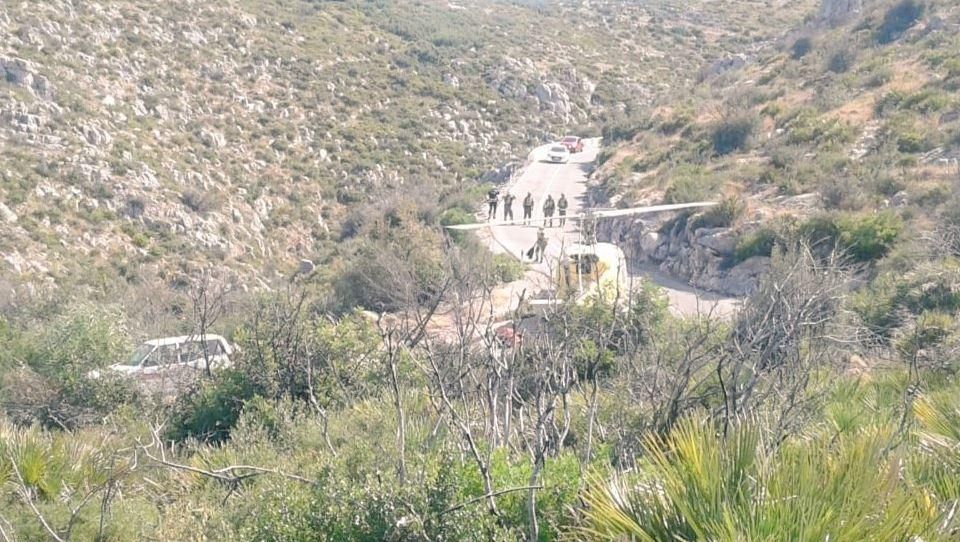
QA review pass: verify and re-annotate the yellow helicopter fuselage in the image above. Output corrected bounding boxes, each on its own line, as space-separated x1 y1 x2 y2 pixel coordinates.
554 242 627 303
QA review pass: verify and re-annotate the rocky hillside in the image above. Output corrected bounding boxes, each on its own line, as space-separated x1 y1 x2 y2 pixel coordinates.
0 0 815 298
594 0 960 296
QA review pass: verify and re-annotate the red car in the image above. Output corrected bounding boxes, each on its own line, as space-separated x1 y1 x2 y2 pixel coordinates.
495 325 522 348
560 136 583 153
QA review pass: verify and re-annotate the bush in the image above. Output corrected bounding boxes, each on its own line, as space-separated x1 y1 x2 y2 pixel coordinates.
710 113 757 155
439 207 474 245
664 165 722 204
334 218 447 312
791 37 813 60
831 212 903 262
180 189 222 215
734 227 780 262
876 0 924 44
827 48 856 74
691 196 746 229
491 253 525 283
0 304 138 428
166 369 257 443
573 415 957 541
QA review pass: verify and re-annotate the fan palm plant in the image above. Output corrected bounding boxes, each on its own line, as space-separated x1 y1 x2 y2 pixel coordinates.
571 414 954 541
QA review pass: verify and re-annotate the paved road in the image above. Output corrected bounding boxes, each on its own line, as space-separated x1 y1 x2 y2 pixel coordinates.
480 138 739 318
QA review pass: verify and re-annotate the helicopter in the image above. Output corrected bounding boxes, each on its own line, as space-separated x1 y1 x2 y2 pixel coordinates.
446 201 718 316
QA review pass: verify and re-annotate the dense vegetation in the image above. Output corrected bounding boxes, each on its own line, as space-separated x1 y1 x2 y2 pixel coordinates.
3 237 960 540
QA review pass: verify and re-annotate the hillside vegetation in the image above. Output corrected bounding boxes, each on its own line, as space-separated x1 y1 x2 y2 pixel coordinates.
596 0 960 322
1 0 813 300
5 1 960 541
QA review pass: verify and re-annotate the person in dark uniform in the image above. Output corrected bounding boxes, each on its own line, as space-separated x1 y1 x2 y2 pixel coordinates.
522 192 534 225
543 195 556 227
486 188 499 220
557 193 568 227
503 192 515 221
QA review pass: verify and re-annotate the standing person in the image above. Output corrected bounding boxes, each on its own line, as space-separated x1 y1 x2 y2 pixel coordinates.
486 188 499 220
557 193 568 227
543 194 556 228
533 227 548 263
522 192 534 225
503 192 515 221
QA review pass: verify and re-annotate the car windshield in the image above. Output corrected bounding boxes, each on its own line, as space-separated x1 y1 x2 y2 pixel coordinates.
123 343 154 366
562 137 577 142
551 146 567 152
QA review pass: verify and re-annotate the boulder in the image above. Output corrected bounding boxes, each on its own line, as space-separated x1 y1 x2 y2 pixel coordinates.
0 202 18 223
695 227 737 256
298 259 316 275
640 231 662 254
0 56 53 99
719 256 770 296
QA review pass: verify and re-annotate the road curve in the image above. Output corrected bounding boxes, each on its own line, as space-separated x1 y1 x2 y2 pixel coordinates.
479 138 739 318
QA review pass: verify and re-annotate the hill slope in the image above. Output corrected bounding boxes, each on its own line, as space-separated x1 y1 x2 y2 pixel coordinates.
0 0 815 297
594 0 960 295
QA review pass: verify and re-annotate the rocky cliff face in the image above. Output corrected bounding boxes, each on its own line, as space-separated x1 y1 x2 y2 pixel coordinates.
598 214 768 296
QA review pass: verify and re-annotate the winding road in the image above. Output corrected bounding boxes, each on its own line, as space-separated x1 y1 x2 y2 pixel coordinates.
480 138 739 318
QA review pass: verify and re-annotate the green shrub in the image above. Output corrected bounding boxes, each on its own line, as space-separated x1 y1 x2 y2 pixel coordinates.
900 89 951 114
691 196 746 229
166 369 257 443
827 48 856 74
574 415 954 541
664 165 722 204
836 212 903 262
896 310 955 361
439 207 474 245
791 37 812 60
710 113 757 155
659 110 695 135
491 253 525 283
875 90 905 116
734 227 780 262
851 260 960 337
0 304 138 428
784 109 855 148
602 120 643 143
876 0 924 44
180 189 222 215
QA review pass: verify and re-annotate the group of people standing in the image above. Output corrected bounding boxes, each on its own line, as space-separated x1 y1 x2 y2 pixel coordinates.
486 189 569 228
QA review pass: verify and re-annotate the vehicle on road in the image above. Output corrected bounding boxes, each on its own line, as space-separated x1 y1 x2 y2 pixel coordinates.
547 145 571 163
96 334 234 381
560 136 584 153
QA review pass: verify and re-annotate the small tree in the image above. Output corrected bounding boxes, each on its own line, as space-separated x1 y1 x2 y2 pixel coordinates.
791 37 813 60
876 0 924 44
711 113 757 155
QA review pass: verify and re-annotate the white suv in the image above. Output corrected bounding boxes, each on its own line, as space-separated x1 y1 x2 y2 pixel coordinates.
100 335 233 384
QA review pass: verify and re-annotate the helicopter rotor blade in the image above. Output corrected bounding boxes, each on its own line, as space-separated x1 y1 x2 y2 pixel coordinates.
569 201 718 220
443 201 718 230
445 216 555 230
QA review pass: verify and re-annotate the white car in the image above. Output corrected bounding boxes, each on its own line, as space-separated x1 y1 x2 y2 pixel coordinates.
547 145 571 163
99 335 233 381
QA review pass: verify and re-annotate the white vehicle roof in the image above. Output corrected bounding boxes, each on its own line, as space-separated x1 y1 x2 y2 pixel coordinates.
143 334 230 347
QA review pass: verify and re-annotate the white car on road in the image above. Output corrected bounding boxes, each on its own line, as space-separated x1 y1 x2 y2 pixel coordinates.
547 145 571 163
